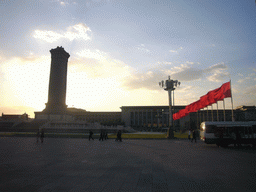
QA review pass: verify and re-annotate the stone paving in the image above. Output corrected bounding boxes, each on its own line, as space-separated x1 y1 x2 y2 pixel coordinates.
1 137 256 192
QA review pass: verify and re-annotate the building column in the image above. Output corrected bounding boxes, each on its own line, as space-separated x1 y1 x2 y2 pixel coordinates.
137 110 139 127
141 111 143 127
162 109 164 127
151 110 153 128
133 111 136 126
157 109 159 128
146 111 148 127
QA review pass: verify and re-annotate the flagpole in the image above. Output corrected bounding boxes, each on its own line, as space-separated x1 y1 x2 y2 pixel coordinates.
199 109 201 125
217 102 219 121
207 106 209 121
197 110 199 129
211 105 213 122
230 80 234 122
203 108 205 122
173 90 175 129
223 99 226 122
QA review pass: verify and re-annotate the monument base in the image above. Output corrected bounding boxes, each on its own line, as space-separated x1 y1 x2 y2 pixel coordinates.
34 111 73 121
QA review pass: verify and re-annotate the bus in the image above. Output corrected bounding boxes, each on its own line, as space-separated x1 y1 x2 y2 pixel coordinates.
200 121 256 147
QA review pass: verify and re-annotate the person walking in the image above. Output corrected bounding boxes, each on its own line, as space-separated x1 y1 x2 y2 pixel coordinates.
99 130 104 141
188 130 191 140
89 130 94 141
234 128 242 148
36 129 40 143
191 130 196 143
105 131 108 140
116 130 122 142
40 129 44 143
217 128 224 147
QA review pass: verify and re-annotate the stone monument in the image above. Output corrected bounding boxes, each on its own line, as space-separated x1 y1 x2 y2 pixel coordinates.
35 46 71 120
43 46 70 114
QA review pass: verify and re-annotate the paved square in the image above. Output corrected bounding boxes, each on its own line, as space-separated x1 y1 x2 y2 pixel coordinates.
1 137 256 192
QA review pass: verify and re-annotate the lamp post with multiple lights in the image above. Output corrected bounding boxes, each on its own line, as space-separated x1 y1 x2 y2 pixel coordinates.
159 76 180 138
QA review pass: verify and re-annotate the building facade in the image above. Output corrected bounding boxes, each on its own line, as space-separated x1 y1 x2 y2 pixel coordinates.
121 106 185 131
74 111 122 125
120 105 253 131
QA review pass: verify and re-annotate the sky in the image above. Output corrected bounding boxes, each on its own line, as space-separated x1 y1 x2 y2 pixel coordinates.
0 0 256 118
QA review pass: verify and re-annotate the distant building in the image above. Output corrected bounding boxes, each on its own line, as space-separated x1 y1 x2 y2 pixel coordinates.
1 113 29 121
74 111 121 125
235 106 256 121
120 105 254 131
120 106 185 131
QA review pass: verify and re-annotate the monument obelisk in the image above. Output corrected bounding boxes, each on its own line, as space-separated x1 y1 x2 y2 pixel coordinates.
43 46 70 114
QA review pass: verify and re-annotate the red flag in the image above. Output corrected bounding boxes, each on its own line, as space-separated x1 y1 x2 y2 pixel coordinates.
211 81 231 101
172 81 231 121
186 100 201 113
221 81 231 99
200 94 210 108
207 88 219 104
173 108 189 120
173 113 178 120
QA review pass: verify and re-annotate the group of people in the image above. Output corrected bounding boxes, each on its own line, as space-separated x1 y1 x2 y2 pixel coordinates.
89 130 122 142
36 129 44 143
99 130 108 141
188 129 197 143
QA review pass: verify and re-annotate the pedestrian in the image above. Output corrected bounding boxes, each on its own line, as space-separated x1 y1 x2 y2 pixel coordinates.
36 129 40 143
103 131 106 140
191 130 196 143
89 130 94 141
116 130 122 142
217 128 224 147
105 131 108 140
99 130 104 141
188 130 191 140
40 129 44 143
119 130 122 142
234 128 242 148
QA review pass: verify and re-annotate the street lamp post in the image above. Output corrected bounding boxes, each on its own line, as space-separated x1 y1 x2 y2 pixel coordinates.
159 76 180 139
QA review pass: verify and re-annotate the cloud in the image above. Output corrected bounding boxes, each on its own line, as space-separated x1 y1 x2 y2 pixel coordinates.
137 44 150 53
204 63 229 82
207 71 229 82
60 1 67 6
122 62 229 90
122 70 164 90
76 49 108 62
71 49 132 79
244 85 256 95
169 47 183 53
54 0 73 6
237 73 256 84
33 30 63 43
33 23 91 43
